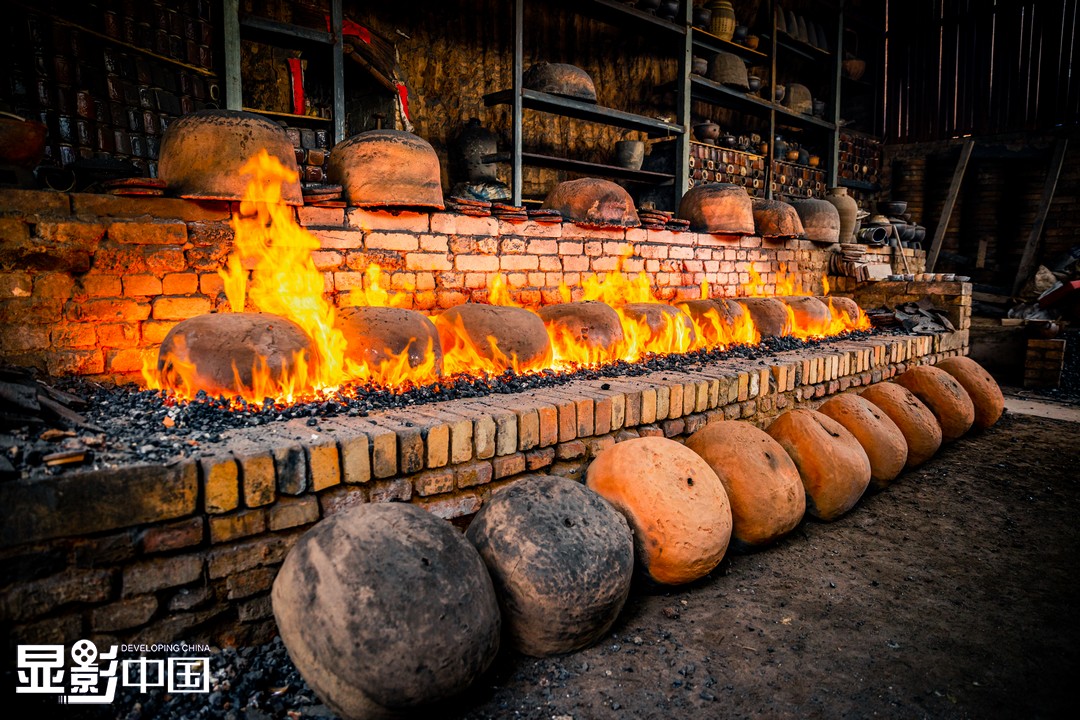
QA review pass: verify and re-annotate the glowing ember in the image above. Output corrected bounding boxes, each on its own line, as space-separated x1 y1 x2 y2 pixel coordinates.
145 153 871 405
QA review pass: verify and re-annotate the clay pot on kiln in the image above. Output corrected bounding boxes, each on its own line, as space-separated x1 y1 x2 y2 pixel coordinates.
677 183 755 234
335 306 443 375
328 129 445 210
538 302 625 357
523 62 598 102
158 109 303 204
435 304 552 372
541 178 640 228
752 198 805 239
825 187 859 243
739 297 791 337
789 197 841 244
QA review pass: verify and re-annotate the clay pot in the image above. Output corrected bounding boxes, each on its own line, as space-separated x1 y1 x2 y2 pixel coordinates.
676 298 753 346
157 313 315 398
0 112 47 169
894 365 975 442
779 296 831 330
825 187 858 243
335 306 443 376
709 1 737 41
158 110 303 204
677 183 755 234
693 120 721 142
790 198 841 244
272 503 501 720
691 56 709 75
784 83 813 114
818 393 908 490
692 7 712 29
523 62 598 102
435 304 552 372
740 297 791 337
466 476 634 657
541 178 640 228
936 356 1004 430
622 302 695 351
451 117 499 184
586 436 733 585
752 198 805 239
816 295 862 326
767 409 872 521
614 140 645 171
685 421 806 548
328 129 445 210
656 0 680 20
842 57 867 81
860 382 942 468
772 84 786 103
878 200 908 216
747 76 763 93
538 301 625 357
708 51 750 90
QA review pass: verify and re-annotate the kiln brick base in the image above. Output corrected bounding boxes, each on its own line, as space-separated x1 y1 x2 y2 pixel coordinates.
0 332 969 649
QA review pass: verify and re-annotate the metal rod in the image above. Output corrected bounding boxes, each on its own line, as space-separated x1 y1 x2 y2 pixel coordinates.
223 0 242 110
512 0 524 206
331 0 345 143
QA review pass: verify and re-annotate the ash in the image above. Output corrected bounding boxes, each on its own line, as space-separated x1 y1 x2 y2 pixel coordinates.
4 331 884 479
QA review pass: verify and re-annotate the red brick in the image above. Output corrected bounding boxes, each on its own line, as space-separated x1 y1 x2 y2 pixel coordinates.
33 273 75 298
492 453 526 479
456 254 500 272
108 221 187 245
108 348 151 373
414 468 456 497
501 255 539 271
209 508 268 543
51 324 97 349
406 253 453 271
123 274 163 296
525 446 555 470
202 456 239 514
0 568 113 623
152 296 212 320
0 325 49 352
430 213 498 235
455 461 493 489
419 234 449 252
122 555 204 596
268 496 320 531
0 297 62 324
348 208 430 232
70 298 150 323
90 595 158 632
226 567 277 600
138 517 205 553
298 206 346 227
365 232 419 252
46 349 104 376
80 275 122 297
141 320 176 345
0 271 32 298
162 273 199 295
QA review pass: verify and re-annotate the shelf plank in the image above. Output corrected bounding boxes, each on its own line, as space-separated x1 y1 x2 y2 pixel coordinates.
582 0 687 36
239 15 334 45
484 151 676 183
691 28 768 62
689 76 838 132
761 32 833 62
242 107 332 123
484 88 685 135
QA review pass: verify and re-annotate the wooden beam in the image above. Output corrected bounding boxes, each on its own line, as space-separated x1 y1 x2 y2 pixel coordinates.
223 0 242 110
926 138 975 271
1012 138 1069 295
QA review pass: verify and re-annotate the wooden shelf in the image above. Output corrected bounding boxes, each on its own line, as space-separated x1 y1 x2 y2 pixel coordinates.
689 75 774 117
242 107 332 123
691 28 769 62
484 88 685 136
484 151 676 183
239 15 334 46
771 32 833 60
838 177 879 191
582 0 687 37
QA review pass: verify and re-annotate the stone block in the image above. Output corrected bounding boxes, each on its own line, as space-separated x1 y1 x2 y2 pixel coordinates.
90 595 158 632
123 554 203 597
306 441 342 492
209 508 268 544
525 446 556 470
202 456 239 514
268 496 320 532
226 567 277 601
492 453 526 479
414 468 456 497
455 461 494 489
339 433 371 484
273 444 308 495
107 221 188 245
0 462 197 548
137 517 205 554
0 568 113 623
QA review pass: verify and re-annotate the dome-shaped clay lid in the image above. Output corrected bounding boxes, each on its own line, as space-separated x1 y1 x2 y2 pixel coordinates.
523 62 598 102
328 129 445 209
707 51 749 90
677 183 755 234
541 178 640 228
158 109 303 204
789 198 840 243
752 198 805 239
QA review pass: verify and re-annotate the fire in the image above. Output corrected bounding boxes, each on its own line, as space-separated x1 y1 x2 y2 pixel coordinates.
143 152 870 405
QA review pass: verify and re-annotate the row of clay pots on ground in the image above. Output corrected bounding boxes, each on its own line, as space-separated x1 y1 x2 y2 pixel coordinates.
271 356 1004 719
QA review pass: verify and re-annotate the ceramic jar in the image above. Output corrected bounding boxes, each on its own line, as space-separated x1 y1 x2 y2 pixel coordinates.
825 187 859 242
708 1 737 41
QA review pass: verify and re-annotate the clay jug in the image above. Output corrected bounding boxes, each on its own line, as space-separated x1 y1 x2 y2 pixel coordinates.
825 187 859 243
709 1 737 41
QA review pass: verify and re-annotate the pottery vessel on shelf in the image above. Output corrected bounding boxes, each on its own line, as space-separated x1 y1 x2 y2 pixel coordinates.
747 76 763 92
878 200 908 216
812 99 826 117
745 34 760 50
772 84 786 103
709 1 737 41
842 57 867 81
733 25 749 42
693 121 721 143
523 62 598 102
708 51 750 90
691 56 709 75
693 7 712 28
615 140 645 171
656 0 680 20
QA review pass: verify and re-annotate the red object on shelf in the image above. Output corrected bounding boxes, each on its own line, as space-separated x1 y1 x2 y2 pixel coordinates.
286 58 305 116
1038 279 1080 309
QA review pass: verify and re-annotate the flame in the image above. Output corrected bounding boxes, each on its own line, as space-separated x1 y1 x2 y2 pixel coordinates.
142 153 871 404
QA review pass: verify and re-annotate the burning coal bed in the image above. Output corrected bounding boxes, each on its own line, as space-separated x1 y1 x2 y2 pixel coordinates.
4 329 886 480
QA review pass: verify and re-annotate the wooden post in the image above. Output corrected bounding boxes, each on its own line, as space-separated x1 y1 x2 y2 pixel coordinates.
1012 138 1069 295
674 0 692 210
222 0 242 111
511 0 524 206
330 0 345 144
926 138 974 271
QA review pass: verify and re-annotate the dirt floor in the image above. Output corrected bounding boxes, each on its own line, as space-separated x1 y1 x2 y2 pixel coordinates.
441 410 1080 720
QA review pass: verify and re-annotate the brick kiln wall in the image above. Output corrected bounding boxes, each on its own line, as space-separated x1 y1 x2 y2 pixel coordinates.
0 188 849 384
